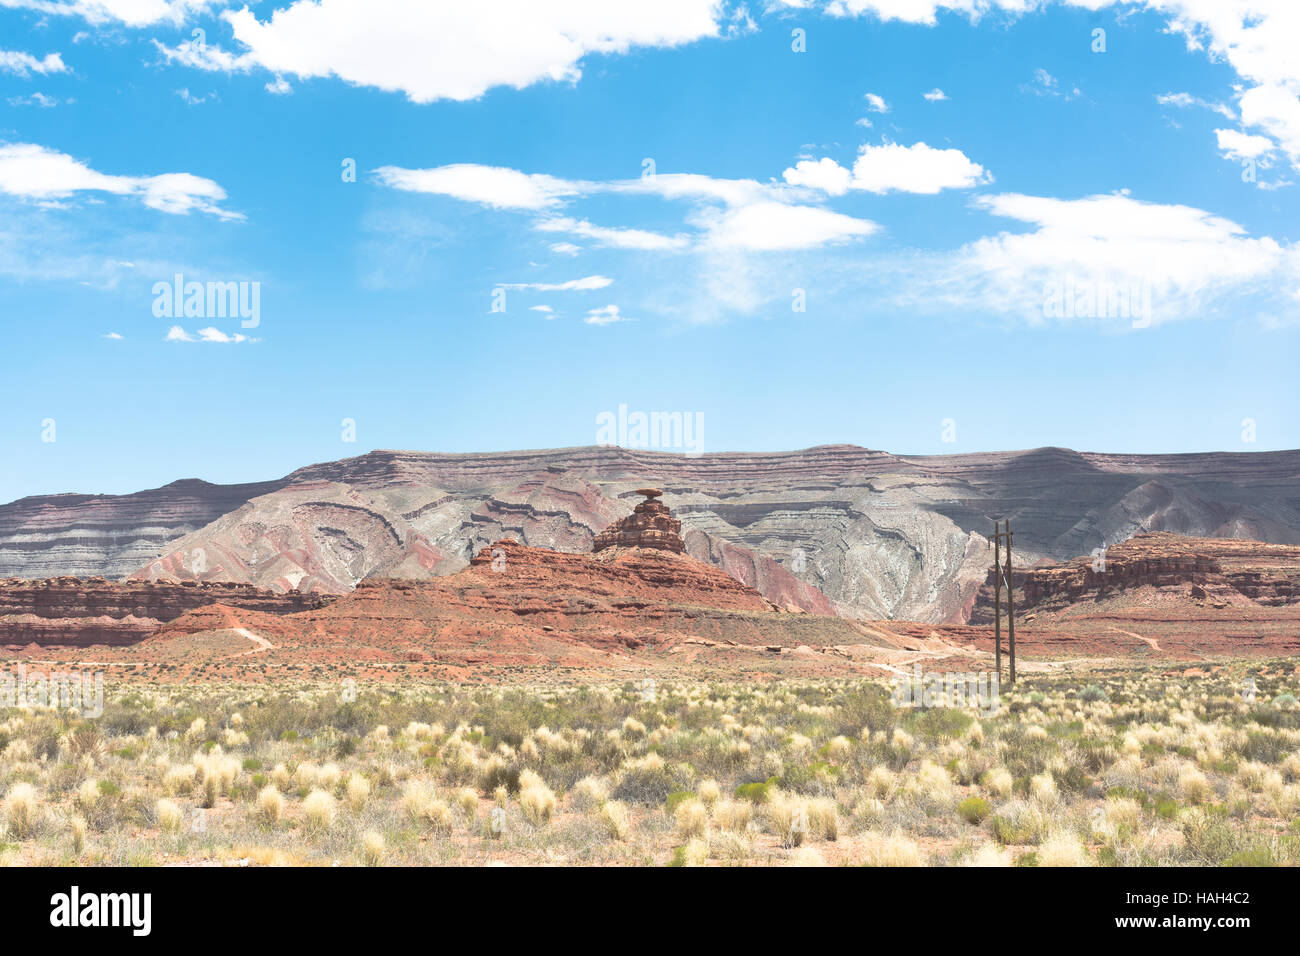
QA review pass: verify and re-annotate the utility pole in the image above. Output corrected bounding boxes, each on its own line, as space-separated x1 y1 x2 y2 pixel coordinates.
990 519 1016 686
992 521 1002 681
1005 521 1016 685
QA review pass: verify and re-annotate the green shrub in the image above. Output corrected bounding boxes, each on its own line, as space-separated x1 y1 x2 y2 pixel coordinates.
957 796 991 824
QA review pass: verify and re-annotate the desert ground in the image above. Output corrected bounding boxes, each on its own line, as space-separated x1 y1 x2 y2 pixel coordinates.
1 660 1297 867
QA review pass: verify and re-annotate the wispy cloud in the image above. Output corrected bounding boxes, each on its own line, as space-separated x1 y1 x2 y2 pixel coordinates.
0 143 242 219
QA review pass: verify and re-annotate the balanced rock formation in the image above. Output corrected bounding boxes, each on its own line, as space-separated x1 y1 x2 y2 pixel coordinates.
592 488 685 554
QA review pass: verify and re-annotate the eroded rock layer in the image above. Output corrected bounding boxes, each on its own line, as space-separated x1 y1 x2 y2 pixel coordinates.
3 444 1298 622
0 577 332 647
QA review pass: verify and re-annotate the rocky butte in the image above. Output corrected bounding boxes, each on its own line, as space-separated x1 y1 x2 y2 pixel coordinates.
592 488 685 554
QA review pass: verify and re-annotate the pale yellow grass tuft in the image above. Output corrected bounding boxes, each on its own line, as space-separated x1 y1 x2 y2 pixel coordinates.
455 787 478 817
3 782 37 838
600 800 631 840
69 815 87 855
983 767 1014 798
346 773 371 810
257 785 284 825
571 776 608 811
303 789 336 830
1038 830 1091 867
679 837 709 866
362 830 385 866
675 798 708 840
961 843 1012 867
1030 771 1059 807
854 832 926 866
767 793 808 848
156 798 184 833
711 798 752 833
518 770 557 826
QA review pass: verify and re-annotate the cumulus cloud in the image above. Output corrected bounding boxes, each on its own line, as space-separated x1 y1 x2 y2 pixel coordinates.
923 87 948 101
863 91 889 112
0 143 241 219
782 157 853 195
1215 128 1275 162
152 0 726 103
782 142 991 196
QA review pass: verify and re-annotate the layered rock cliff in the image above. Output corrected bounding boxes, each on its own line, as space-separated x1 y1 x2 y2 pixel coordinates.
0 577 332 647
2 444 1298 623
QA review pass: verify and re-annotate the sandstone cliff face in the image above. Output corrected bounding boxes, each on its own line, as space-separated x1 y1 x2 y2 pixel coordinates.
4 444 1299 623
144 539 885 671
0 577 331 647
969 532 1300 622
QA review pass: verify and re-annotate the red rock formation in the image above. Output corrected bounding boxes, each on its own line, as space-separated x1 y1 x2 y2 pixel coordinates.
970 532 1300 623
143 539 882 671
592 488 685 553
0 577 332 647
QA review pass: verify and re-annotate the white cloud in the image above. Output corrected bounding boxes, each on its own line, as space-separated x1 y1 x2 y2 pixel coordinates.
166 324 256 342
501 275 613 291
949 190 1288 325
7 92 59 108
0 50 67 76
0 143 241 219
1215 128 1275 161
693 201 877 250
923 87 948 101
1237 83 1300 166
529 304 557 317
0 1 216 26
265 76 292 95
549 241 581 255
863 91 889 113
153 0 726 103
782 157 853 195
822 2 1300 171
585 304 631 325
1156 91 1236 120
534 215 688 250
377 163 880 252
374 163 579 210
849 141 991 193
102 331 122 339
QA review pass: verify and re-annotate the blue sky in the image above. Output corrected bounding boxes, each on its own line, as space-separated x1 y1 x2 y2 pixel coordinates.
1 0 1298 503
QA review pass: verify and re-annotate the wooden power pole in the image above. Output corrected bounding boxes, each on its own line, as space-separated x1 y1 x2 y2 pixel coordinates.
1005 521 1016 685
992 522 1002 680
990 519 1017 685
